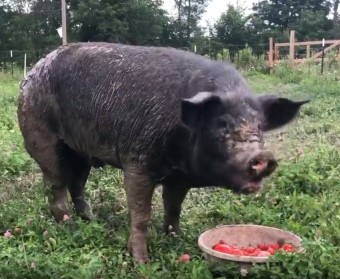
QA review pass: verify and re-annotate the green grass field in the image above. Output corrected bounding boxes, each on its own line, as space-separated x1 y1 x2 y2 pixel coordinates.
0 67 339 279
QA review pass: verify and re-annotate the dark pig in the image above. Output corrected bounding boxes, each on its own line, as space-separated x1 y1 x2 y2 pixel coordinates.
17 42 308 263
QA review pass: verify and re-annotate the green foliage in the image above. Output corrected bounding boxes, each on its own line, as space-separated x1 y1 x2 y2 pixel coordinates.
271 55 340 86
71 0 169 45
170 0 211 48
216 47 267 73
291 9 333 40
0 69 339 278
214 5 250 56
252 0 333 40
0 0 214 61
216 48 231 61
0 78 34 176
272 61 304 84
1 0 340 71
233 47 267 73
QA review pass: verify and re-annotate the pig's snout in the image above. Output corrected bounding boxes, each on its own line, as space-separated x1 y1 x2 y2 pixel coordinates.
248 151 277 179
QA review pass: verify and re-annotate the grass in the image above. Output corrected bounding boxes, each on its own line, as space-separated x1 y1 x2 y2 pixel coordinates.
0 65 340 279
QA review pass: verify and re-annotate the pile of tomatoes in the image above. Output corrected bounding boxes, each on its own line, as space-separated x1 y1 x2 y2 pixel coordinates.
212 240 296 257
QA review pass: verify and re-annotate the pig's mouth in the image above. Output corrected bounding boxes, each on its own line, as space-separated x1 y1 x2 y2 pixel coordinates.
229 176 264 194
240 180 263 194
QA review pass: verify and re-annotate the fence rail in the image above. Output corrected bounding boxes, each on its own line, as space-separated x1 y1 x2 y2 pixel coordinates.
267 30 340 69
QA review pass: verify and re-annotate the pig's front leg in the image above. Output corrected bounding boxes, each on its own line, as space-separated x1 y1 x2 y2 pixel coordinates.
162 184 190 235
124 168 155 263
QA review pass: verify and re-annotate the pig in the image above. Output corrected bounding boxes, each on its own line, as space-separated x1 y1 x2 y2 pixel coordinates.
17 42 308 263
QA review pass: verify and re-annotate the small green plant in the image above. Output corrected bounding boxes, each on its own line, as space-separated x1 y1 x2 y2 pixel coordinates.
216 48 231 62
234 46 267 73
325 50 340 71
272 61 304 84
215 47 267 73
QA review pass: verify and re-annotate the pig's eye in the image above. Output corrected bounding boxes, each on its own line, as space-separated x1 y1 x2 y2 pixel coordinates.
216 118 227 129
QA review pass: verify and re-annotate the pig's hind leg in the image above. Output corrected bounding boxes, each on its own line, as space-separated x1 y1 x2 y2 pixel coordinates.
21 122 93 221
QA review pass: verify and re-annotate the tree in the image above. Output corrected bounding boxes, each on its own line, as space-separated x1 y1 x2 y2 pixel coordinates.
30 0 68 50
0 0 31 13
123 0 169 45
72 0 128 42
246 14 285 55
172 0 211 47
0 3 35 51
72 0 168 45
252 0 334 40
213 5 250 56
291 9 333 40
0 5 15 51
332 0 340 36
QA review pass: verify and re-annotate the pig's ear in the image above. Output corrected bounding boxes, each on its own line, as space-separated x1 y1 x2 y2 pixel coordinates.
181 91 222 127
258 94 309 131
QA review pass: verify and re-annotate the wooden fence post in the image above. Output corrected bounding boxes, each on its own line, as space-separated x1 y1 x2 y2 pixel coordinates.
289 30 295 66
274 45 279 61
306 44 311 58
268 37 274 71
24 53 27 78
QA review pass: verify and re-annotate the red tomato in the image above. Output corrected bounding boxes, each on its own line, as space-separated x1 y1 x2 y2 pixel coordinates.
269 243 280 250
178 254 190 263
244 247 256 254
282 243 295 252
248 248 262 256
213 244 233 254
213 241 296 257
267 247 275 255
231 248 244 256
257 244 268 251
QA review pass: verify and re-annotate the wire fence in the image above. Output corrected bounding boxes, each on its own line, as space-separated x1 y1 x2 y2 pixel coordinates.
1 41 338 78
0 49 51 75
0 42 270 74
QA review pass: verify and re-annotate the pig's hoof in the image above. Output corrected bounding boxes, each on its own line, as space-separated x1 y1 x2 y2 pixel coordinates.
74 200 94 221
128 240 149 264
135 256 149 264
163 224 181 236
50 202 69 222
133 254 149 264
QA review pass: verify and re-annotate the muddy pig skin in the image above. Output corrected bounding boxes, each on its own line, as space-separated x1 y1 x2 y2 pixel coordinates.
17 42 308 263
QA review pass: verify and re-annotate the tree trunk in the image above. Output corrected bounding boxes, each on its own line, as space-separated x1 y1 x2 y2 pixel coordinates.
186 0 191 42
334 0 340 36
174 0 183 46
174 0 182 24
334 0 339 20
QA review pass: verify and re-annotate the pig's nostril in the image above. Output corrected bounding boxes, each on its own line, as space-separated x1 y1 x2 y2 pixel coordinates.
267 158 278 172
251 160 268 172
249 153 277 177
